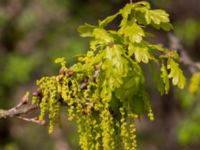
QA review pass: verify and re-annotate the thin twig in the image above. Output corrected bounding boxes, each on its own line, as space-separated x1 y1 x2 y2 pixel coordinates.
17 116 46 125
0 91 39 120
0 105 38 119
168 33 200 73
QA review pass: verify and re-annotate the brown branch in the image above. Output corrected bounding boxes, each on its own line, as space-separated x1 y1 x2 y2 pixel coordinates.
17 116 46 125
0 92 41 125
168 33 200 73
0 104 38 120
0 63 100 121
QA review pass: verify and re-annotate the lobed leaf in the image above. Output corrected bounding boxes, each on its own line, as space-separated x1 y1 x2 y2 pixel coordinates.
160 63 170 94
93 28 114 43
99 13 119 27
148 9 169 25
119 23 145 43
167 59 186 89
128 43 154 63
78 23 96 37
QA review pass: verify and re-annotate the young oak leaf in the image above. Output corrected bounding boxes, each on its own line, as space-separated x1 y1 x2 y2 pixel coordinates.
128 44 154 63
160 63 170 94
148 9 170 25
93 28 114 43
134 47 149 63
134 1 151 9
146 9 173 31
99 13 120 27
120 4 133 20
120 1 150 20
167 59 186 89
119 3 133 27
78 23 96 37
189 72 200 94
119 23 145 43
134 7 151 25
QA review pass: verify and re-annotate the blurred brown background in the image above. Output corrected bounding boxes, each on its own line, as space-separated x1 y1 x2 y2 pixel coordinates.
0 0 200 150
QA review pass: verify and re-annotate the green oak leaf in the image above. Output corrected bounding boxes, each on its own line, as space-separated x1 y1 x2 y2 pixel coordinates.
99 13 119 27
167 59 186 89
78 23 96 37
161 63 170 94
189 72 200 94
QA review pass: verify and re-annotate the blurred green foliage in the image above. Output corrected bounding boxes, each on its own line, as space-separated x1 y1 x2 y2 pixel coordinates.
175 19 200 46
177 105 200 146
176 89 195 109
0 54 38 86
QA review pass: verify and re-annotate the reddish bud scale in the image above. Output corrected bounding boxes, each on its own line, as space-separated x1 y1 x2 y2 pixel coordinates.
21 97 28 105
59 68 65 75
32 88 42 97
39 120 46 126
66 69 74 77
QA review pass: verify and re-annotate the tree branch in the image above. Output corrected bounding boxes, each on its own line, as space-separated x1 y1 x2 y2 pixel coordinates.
0 92 42 125
168 32 200 73
0 105 38 119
